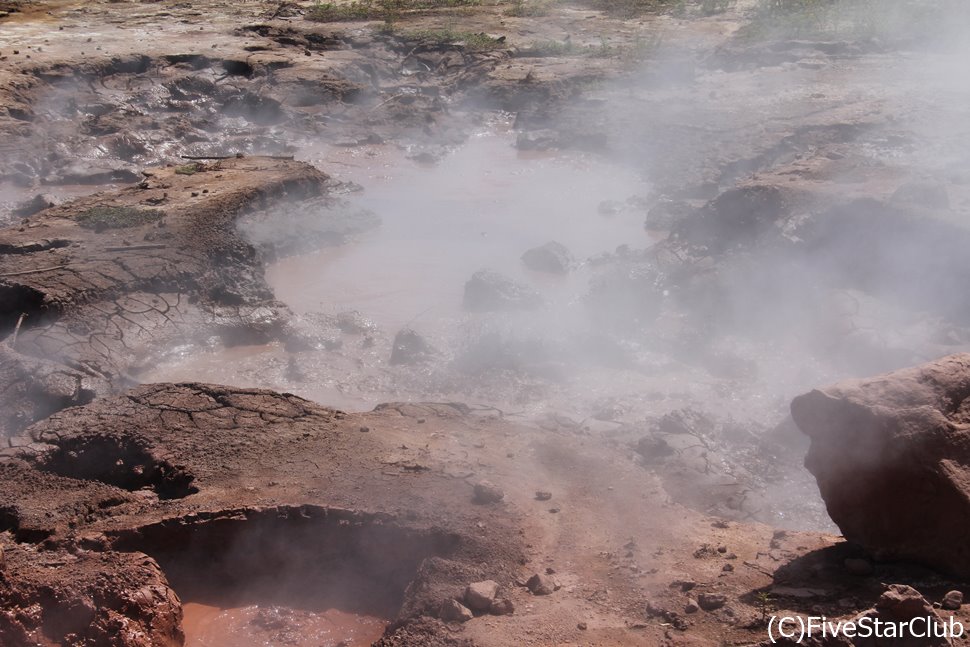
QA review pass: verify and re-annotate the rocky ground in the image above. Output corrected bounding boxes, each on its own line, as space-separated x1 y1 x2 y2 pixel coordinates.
4 0 970 645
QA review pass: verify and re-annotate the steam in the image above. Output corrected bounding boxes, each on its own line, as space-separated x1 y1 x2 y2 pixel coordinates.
6 0 970 531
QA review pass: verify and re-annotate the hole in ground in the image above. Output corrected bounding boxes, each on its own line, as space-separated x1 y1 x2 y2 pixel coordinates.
30 433 198 499
109 506 461 646
0 283 47 339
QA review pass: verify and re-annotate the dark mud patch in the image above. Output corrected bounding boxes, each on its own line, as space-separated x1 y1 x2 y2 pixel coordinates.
109 506 462 619
27 432 198 500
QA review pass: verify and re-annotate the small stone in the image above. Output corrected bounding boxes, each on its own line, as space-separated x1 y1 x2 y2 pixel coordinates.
717 546 727 554
876 584 934 620
722 563 734 572
464 580 499 612
942 590 963 610
473 481 504 504
489 597 515 616
844 557 874 576
577 621 588 630
684 599 699 614
535 491 552 501
697 593 727 611
526 573 558 596
439 599 474 623
359 426 370 433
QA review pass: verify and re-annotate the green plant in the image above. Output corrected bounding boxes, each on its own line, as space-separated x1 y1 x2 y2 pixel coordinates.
75 206 164 231
307 1 384 21
569 0 685 19
307 0 482 22
404 28 505 50
505 0 554 17
736 0 966 41
174 163 201 176
755 591 774 625
522 39 576 56
699 0 732 15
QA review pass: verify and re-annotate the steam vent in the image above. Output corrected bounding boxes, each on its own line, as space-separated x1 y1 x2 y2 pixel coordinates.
4 1 970 646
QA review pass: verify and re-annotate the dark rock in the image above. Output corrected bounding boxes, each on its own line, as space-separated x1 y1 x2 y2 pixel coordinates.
697 593 727 611
684 599 699 614
472 481 504 504
577 621 588 630
891 181 950 210
439 598 473 623
464 580 499 612
843 557 873 576
12 193 60 218
515 129 560 151
390 328 435 366
526 573 558 595
645 198 693 230
672 185 786 253
535 491 552 501
598 200 623 216
942 590 963 610
489 597 515 616
521 241 574 274
335 310 376 334
791 354 970 576
462 270 542 312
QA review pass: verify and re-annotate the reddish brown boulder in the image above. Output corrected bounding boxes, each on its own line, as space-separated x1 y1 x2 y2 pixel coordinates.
791 353 970 575
0 543 183 647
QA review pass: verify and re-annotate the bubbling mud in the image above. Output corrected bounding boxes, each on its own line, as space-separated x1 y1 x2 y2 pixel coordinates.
181 603 386 647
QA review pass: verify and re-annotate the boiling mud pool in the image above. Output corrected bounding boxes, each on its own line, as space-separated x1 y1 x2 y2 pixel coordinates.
145 127 652 410
181 603 386 647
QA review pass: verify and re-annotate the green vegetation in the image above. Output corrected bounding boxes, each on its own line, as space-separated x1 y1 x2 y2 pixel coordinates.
504 0 554 17
307 0 481 22
174 163 201 176
76 206 164 231
517 32 660 61
402 28 506 50
739 0 969 41
521 39 576 56
755 591 774 625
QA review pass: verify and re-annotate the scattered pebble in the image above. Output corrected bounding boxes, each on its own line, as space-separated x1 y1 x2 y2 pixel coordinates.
526 573 558 596
464 580 499 612
439 599 473 623
943 590 964 610
489 597 515 616
473 481 504 504
697 593 727 611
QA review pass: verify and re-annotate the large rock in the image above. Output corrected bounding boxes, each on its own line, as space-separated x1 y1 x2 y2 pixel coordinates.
791 353 970 576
